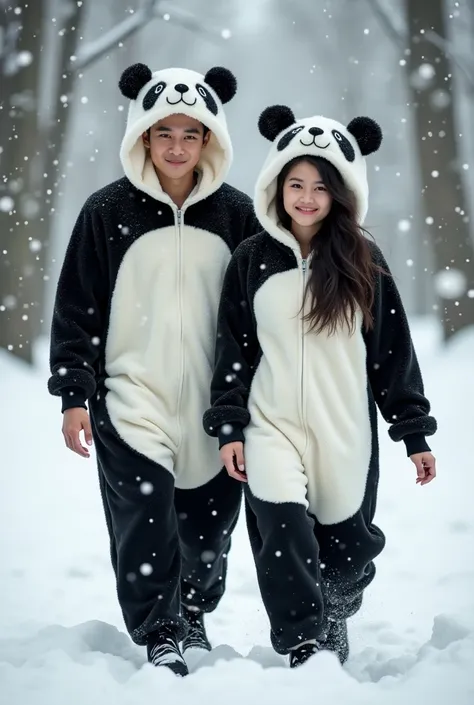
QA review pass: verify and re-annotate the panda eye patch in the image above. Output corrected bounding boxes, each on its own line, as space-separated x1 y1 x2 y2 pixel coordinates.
196 82 219 115
277 125 305 151
331 129 356 162
142 81 167 110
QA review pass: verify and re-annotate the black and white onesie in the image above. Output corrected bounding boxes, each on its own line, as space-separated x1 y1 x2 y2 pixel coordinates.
203 108 437 654
48 64 259 644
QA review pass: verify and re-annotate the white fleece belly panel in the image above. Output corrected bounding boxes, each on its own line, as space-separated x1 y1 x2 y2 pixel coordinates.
247 270 372 525
105 225 230 489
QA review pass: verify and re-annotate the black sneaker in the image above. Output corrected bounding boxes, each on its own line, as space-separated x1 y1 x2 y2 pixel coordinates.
182 608 212 652
289 641 320 668
322 619 349 665
147 626 189 677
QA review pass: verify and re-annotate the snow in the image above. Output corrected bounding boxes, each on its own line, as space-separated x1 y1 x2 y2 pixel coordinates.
1 320 474 703
434 269 467 298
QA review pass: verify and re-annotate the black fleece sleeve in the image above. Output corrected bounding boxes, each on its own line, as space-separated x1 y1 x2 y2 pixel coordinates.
47 202 109 412
203 247 258 448
364 245 437 456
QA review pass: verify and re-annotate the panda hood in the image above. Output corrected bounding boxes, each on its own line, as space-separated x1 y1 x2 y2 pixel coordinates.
254 105 382 252
118 63 236 205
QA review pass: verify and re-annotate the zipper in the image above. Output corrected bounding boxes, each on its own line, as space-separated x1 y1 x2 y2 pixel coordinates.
176 208 185 444
300 257 308 454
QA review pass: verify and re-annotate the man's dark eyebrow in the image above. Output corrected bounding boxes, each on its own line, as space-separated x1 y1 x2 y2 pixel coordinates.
154 125 201 134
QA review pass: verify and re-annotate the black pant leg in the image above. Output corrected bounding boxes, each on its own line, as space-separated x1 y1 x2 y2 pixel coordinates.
96 453 118 574
175 468 242 612
315 445 386 622
244 488 325 655
90 404 187 645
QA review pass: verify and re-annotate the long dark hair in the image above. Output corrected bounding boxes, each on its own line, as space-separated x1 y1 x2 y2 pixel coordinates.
275 155 382 335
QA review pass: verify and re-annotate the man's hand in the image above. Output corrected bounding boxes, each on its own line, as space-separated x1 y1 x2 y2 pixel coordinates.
220 441 247 482
62 408 93 458
410 452 436 486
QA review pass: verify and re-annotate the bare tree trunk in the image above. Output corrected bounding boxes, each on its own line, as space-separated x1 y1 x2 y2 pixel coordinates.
0 0 84 363
0 1 44 363
38 0 85 325
405 0 474 341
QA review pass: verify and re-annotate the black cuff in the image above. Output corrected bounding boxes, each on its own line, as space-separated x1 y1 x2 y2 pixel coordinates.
217 423 245 449
403 433 431 457
61 387 88 413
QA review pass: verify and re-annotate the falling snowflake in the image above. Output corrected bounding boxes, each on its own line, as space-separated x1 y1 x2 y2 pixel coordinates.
140 481 154 495
430 89 451 110
0 196 14 212
139 563 153 576
397 219 411 232
29 239 42 253
434 269 467 299
16 51 33 67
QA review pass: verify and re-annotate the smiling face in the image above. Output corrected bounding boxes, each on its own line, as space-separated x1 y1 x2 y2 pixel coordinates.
282 159 333 233
142 113 210 180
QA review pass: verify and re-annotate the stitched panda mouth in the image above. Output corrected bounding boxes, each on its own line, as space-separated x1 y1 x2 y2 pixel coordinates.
166 96 198 107
299 138 330 149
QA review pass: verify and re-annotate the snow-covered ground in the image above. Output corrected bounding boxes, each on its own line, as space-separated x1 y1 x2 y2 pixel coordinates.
1 319 473 704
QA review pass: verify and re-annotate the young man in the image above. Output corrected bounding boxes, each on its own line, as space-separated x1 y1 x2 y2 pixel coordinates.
48 63 259 676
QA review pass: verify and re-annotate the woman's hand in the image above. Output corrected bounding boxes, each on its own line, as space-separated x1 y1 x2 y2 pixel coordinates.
410 452 436 486
220 442 247 482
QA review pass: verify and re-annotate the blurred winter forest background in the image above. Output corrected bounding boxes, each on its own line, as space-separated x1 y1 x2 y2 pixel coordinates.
1 0 473 365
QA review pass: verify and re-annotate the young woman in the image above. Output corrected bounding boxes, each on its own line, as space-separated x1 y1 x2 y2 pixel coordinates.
203 106 437 668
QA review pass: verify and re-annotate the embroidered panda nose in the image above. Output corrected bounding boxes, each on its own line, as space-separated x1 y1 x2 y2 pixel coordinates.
174 84 189 94
308 127 324 136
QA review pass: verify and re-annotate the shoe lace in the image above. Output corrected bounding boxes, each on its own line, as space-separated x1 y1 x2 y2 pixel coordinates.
149 633 183 666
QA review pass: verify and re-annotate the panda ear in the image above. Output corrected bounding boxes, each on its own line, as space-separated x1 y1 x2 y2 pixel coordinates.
119 63 153 100
347 117 382 155
258 105 296 142
204 67 237 104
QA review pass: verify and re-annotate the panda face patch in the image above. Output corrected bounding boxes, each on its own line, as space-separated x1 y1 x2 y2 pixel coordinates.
195 84 218 115
277 125 305 151
143 81 167 111
331 129 355 162
277 122 357 163
141 80 219 116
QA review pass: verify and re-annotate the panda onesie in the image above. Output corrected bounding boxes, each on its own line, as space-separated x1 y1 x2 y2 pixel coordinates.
204 106 437 658
48 64 259 650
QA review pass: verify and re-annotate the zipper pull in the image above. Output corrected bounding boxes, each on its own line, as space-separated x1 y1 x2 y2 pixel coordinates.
302 258 307 273
177 209 182 225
